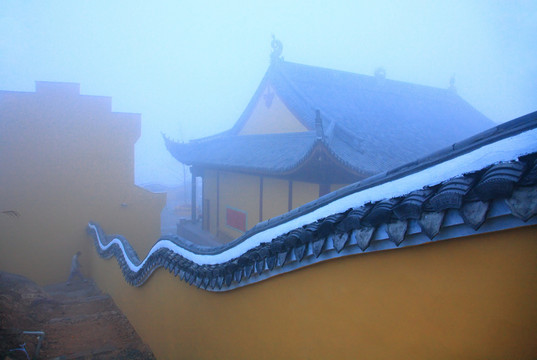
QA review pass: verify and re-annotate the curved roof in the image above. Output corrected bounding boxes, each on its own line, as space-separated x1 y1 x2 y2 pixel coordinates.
166 131 318 174
167 60 494 178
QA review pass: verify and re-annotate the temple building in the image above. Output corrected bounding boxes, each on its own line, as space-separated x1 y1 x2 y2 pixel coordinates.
166 45 493 242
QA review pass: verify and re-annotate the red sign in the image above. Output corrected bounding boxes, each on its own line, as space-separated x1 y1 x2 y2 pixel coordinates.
226 207 247 232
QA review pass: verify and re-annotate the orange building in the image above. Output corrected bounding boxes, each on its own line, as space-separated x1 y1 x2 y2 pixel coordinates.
0 82 165 285
166 52 493 242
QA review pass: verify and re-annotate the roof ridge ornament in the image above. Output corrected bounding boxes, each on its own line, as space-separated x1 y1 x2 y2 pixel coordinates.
374 67 386 79
315 109 324 141
270 34 283 64
374 67 386 86
449 74 457 93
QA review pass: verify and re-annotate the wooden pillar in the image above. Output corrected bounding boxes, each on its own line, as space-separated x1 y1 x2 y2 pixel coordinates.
216 171 220 230
259 176 264 222
191 175 197 222
288 180 293 211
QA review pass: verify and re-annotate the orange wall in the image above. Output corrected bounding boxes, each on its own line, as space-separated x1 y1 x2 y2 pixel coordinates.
0 82 165 285
89 225 537 359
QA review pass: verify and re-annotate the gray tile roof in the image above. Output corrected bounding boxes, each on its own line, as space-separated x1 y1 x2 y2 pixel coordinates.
166 131 318 174
167 60 494 177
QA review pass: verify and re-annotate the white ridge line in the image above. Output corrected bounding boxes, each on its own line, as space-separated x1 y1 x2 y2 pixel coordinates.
90 128 537 269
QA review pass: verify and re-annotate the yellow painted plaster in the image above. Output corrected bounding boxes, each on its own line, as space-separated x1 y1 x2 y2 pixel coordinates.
0 84 164 285
218 171 260 238
292 180 320 209
89 225 537 359
330 183 348 192
201 172 345 237
262 177 289 221
238 85 308 135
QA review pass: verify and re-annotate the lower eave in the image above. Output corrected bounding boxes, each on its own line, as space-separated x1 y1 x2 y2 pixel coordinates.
189 142 372 184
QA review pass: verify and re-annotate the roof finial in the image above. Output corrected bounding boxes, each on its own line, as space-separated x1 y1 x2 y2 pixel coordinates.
374 67 386 80
270 34 283 64
449 74 457 93
315 110 324 141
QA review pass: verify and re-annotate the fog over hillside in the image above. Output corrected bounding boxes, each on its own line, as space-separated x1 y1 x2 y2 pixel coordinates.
1 1 535 186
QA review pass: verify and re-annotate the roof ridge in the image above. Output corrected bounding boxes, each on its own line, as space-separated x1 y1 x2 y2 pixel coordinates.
272 61 337 130
231 130 315 139
280 60 458 95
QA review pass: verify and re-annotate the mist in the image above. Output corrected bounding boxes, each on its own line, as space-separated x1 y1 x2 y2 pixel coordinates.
1 0 535 186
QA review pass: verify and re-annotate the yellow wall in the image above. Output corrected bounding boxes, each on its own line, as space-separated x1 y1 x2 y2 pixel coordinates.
218 171 260 239
0 82 165 285
262 177 289 221
202 172 340 239
89 225 537 359
293 180 320 209
331 183 347 192
238 85 308 135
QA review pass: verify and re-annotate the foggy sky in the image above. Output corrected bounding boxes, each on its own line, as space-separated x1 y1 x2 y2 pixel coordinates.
1 1 536 186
